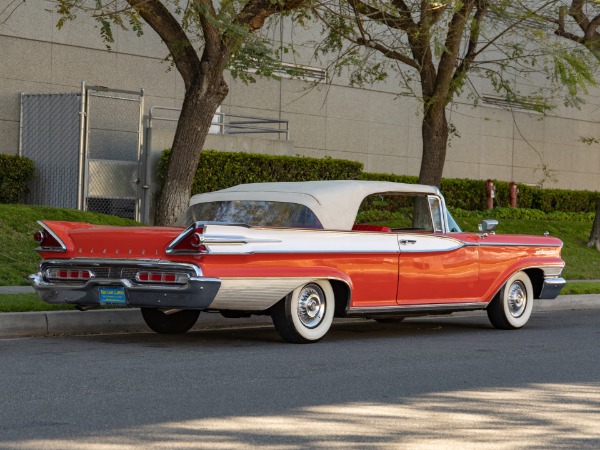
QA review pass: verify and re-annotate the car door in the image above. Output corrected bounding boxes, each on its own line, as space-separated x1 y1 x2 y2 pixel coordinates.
395 196 480 305
396 233 480 304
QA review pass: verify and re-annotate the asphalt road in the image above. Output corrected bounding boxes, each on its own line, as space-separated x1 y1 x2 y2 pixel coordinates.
1 309 599 449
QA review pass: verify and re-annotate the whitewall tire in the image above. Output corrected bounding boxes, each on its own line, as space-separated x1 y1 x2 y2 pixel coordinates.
487 271 534 330
271 280 335 343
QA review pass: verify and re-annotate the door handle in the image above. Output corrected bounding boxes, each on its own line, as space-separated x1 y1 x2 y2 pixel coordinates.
400 239 417 245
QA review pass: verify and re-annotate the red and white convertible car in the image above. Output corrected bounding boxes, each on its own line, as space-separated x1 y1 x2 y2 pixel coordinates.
30 181 565 343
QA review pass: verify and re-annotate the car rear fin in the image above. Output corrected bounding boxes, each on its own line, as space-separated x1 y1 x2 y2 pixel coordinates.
34 221 67 253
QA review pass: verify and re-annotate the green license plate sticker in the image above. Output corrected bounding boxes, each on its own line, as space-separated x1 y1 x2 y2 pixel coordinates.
99 287 127 305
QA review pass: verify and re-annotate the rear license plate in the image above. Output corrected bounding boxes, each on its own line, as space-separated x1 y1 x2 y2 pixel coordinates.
99 287 127 305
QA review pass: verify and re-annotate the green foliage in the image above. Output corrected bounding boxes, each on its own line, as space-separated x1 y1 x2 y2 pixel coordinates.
160 153 599 214
450 207 595 223
360 171 600 213
359 172 418 184
552 49 595 104
157 149 363 194
52 0 307 84
0 155 36 204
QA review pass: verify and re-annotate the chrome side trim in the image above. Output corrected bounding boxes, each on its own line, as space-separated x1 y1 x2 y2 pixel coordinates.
202 235 282 245
478 242 562 248
347 302 488 316
34 221 67 253
208 277 314 311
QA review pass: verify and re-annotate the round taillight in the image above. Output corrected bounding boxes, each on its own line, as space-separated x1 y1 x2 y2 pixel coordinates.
34 230 45 244
190 232 203 248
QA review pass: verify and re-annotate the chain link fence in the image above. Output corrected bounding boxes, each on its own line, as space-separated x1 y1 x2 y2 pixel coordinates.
20 84 144 221
20 93 81 209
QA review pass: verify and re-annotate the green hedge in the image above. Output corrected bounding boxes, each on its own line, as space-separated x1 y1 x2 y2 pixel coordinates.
157 149 364 195
0 154 36 204
360 173 490 211
361 171 600 213
158 149 599 213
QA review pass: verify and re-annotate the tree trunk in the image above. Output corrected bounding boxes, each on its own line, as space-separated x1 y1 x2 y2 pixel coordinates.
588 199 600 251
418 104 448 188
154 72 229 226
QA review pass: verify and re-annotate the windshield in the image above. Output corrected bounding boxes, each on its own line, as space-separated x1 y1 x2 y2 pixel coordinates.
177 200 323 229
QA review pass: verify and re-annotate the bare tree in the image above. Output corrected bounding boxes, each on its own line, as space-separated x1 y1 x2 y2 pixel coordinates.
54 0 309 225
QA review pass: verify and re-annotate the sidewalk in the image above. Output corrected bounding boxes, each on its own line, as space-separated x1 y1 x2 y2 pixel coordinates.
1 293 599 339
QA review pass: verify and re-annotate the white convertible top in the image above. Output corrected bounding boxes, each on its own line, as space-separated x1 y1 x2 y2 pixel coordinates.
189 180 442 230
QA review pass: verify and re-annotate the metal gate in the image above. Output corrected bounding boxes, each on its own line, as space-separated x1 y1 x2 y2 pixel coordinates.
20 82 145 221
84 86 144 221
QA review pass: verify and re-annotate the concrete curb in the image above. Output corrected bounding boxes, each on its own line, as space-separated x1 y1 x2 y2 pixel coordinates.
1 294 599 339
0 309 273 338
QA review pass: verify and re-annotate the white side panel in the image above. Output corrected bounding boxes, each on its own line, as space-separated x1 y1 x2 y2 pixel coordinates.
202 225 400 254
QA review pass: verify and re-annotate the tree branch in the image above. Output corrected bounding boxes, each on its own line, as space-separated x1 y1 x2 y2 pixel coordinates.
452 1 489 91
191 0 222 62
126 0 201 90
347 0 414 32
434 1 476 100
235 0 307 32
569 0 590 30
359 38 421 69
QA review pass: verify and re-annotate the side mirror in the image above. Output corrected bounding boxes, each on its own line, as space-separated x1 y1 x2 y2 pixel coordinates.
478 219 498 233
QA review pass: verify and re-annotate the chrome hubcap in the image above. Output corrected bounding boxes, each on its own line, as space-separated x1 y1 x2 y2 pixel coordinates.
297 284 326 329
507 281 527 318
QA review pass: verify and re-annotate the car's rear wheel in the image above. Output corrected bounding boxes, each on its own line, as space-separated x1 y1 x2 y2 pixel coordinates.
271 280 335 344
487 271 533 330
141 308 200 334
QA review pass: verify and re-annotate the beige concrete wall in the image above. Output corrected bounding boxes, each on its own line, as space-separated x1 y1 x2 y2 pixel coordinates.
0 2 599 194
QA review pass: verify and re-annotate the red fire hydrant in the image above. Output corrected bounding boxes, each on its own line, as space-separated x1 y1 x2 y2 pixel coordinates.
509 182 518 208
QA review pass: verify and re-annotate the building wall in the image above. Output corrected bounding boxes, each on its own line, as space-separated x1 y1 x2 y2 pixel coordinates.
1 1 599 193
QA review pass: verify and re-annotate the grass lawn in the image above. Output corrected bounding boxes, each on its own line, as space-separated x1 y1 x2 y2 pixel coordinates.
561 282 600 295
0 293 131 313
0 293 77 312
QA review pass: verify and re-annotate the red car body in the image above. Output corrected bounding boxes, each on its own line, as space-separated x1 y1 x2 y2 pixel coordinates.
30 181 565 343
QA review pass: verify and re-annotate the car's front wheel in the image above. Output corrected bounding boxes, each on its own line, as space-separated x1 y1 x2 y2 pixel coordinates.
271 280 335 343
141 308 200 334
487 271 533 329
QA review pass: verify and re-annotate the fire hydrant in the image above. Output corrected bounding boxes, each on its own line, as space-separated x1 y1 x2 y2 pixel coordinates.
509 182 518 208
486 179 495 210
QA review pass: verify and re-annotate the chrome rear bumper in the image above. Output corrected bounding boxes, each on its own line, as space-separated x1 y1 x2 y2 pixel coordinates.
29 273 221 309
